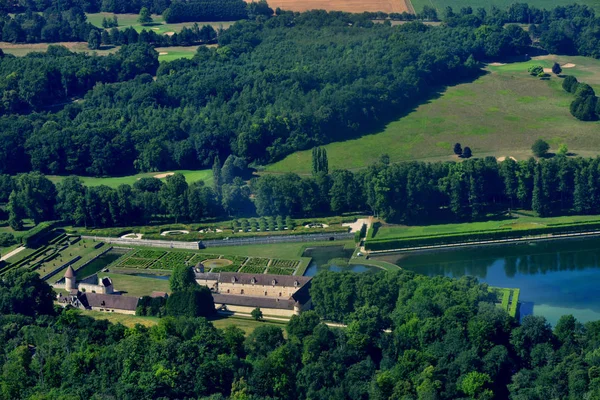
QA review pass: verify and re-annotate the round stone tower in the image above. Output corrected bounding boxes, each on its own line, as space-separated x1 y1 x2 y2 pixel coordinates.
64 266 75 291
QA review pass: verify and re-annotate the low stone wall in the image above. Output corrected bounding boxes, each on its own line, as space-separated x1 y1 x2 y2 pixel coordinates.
83 232 354 250
200 232 354 248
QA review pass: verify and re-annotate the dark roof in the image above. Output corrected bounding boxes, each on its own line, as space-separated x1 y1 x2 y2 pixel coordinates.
291 281 312 305
79 274 98 284
150 291 168 298
195 272 220 281
219 272 311 288
80 293 139 311
212 294 295 310
64 266 75 279
100 277 112 287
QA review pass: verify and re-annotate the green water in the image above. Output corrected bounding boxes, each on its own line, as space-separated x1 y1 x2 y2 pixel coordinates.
303 246 379 276
373 237 600 326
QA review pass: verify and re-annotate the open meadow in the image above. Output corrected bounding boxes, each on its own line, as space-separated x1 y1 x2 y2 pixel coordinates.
266 55 600 174
409 0 600 14
249 0 412 13
0 42 200 62
85 13 235 34
47 169 213 188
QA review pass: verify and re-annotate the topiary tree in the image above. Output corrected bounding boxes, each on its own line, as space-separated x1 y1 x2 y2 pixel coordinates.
453 143 463 156
251 307 263 321
528 65 543 76
462 146 472 158
532 139 550 157
562 75 578 93
552 62 562 75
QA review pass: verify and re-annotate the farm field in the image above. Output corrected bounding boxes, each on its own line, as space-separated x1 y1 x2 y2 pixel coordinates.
249 0 411 13
86 12 235 34
0 42 201 62
410 0 600 14
266 55 600 174
373 213 600 240
47 169 213 188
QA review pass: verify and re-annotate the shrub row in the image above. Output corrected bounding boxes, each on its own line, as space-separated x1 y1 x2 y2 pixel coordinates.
365 221 600 250
21 221 56 247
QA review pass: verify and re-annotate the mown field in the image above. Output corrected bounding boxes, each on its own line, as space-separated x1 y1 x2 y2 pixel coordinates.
0 42 200 62
85 12 235 34
373 213 600 240
409 0 600 14
47 169 213 188
267 55 600 174
251 0 411 13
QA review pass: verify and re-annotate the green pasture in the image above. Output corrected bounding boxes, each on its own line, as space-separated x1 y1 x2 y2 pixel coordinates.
86 12 235 34
409 0 600 14
47 169 212 188
374 213 600 240
266 55 600 174
104 272 170 297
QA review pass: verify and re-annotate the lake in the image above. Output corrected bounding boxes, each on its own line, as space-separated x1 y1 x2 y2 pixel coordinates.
372 237 600 326
303 246 379 276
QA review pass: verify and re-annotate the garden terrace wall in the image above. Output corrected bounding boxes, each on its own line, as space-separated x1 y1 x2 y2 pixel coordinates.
365 221 600 251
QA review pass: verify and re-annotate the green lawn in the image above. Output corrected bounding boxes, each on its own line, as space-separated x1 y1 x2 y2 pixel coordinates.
104 272 171 297
84 310 286 334
47 169 212 188
266 55 600 174
197 240 354 259
374 213 600 240
409 0 600 14
86 12 235 33
156 46 201 61
491 287 520 318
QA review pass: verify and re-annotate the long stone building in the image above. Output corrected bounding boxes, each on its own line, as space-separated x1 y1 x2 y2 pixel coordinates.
195 271 313 317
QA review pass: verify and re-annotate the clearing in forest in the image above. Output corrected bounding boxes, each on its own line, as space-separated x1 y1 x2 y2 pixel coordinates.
266 55 600 174
245 0 411 13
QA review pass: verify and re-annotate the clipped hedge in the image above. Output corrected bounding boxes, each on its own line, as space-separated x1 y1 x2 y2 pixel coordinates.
21 221 56 247
366 221 600 251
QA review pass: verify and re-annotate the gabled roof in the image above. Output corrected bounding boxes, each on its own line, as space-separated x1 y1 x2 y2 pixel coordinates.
219 272 311 288
64 266 75 279
80 293 139 311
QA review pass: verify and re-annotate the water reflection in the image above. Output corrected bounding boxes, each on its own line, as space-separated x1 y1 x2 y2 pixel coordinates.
302 246 379 276
373 238 600 325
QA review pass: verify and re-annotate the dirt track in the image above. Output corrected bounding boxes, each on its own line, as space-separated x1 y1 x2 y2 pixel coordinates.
245 0 412 13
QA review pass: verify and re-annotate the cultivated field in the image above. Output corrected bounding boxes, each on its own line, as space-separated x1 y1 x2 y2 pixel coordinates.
86 13 235 34
410 0 600 14
0 42 200 61
267 55 600 174
246 0 411 13
47 169 213 188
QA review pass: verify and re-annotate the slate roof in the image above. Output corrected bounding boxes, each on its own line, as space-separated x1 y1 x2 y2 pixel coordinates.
150 291 169 298
212 293 296 310
80 293 139 311
195 272 221 281
64 266 75 279
219 272 311 288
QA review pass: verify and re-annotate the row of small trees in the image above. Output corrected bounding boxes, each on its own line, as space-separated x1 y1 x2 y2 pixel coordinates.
563 75 600 121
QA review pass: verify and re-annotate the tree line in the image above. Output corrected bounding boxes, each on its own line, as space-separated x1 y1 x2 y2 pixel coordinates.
163 0 250 23
0 7 98 43
9 152 600 229
1 264 600 398
89 23 218 50
0 44 158 115
0 10 530 176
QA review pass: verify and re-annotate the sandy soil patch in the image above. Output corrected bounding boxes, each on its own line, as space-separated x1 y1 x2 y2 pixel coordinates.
160 230 190 236
543 68 553 73
497 156 517 162
152 28 159 31
562 63 576 68
488 62 506 66
304 223 329 228
159 52 168 55
342 218 371 233
153 172 174 179
165 32 175 36
121 233 143 239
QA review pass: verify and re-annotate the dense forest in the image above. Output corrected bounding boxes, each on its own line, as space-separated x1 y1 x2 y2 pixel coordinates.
0 266 598 399
163 0 250 23
6 152 600 230
0 10 533 174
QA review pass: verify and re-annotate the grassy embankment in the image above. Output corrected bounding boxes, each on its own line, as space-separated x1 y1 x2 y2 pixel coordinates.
367 213 600 251
266 55 600 174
